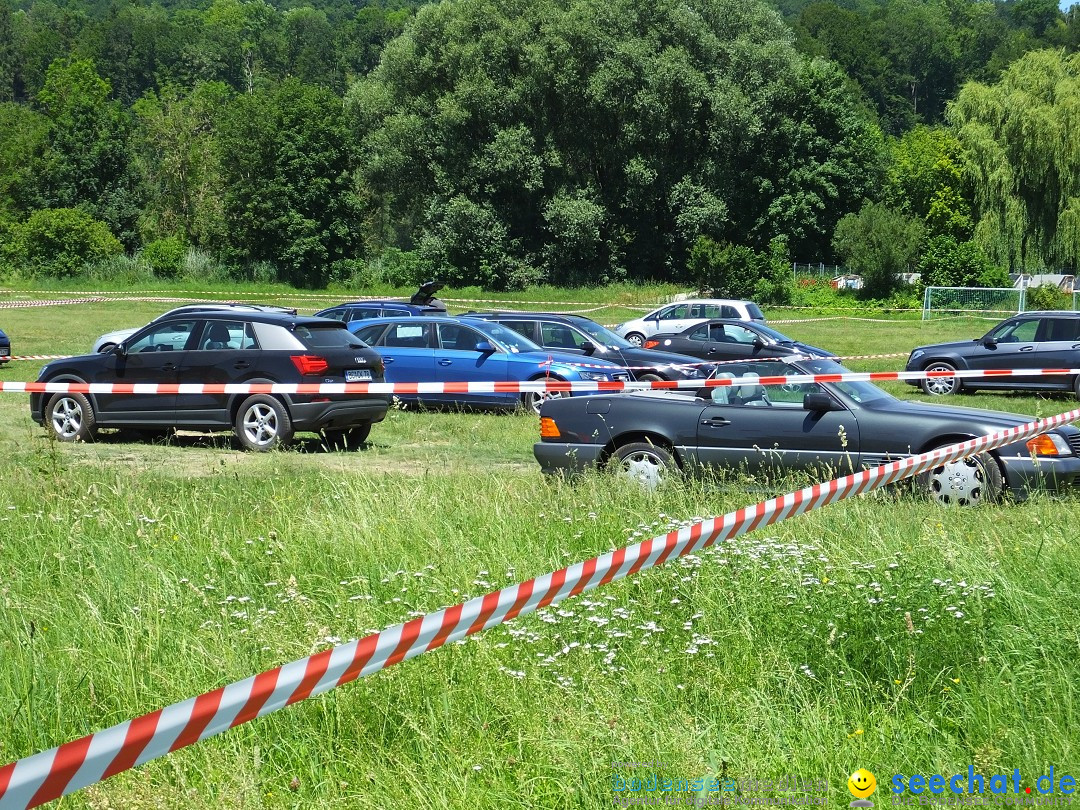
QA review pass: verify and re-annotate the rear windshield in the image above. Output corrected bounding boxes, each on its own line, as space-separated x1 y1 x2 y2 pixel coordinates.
746 303 765 320
295 323 368 348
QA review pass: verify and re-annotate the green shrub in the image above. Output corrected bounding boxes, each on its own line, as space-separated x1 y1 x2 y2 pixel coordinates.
1025 283 1071 311
7 208 123 278
179 249 229 284
141 237 188 278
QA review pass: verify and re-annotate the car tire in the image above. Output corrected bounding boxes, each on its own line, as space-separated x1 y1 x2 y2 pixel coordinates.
637 373 664 383
323 423 372 450
609 441 676 490
919 361 962 396
522 378 570 415
234 395 293 451
1074 375 1080 402
624 332 645 347
46 393 97 442
97 342 117 354
917 451 1003 507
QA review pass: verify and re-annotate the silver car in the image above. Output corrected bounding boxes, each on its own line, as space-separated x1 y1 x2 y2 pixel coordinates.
613 299 765 347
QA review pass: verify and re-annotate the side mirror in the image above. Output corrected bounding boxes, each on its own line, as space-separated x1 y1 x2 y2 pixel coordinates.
752 337 765 349
474 341 496 353
803 392 841 412
982 337 997 348
580 342 596 355
114 343 128 357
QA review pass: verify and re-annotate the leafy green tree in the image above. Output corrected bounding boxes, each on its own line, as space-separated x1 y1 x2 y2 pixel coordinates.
31 58 142 248
0 0 15 102
0 102 49 219
950 49 1080 272
917 234 1007 287
349 0 881 288
4 207 123 277
133 81 231 246
884 125 972 240
687 235 790 304
217 78 362 286
832 201 925 298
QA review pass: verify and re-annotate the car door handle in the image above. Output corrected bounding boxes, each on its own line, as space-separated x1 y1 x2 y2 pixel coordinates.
700 417 730 427
233 360 250 369
707 347 717 353
438 359 452 366
160 363 177 372
1020 346 1035 352
383 357 395 363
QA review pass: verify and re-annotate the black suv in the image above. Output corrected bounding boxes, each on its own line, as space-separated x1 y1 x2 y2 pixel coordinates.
32 312 389 450
464 312 710 381
906 311 1080 398
315 281 448 323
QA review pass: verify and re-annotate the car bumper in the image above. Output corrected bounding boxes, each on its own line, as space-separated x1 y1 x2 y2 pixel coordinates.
286 396 390 431
533 441 606 474
999 454 1080 498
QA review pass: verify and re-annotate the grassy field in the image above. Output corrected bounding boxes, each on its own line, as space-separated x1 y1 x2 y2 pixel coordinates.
0 287 1078 809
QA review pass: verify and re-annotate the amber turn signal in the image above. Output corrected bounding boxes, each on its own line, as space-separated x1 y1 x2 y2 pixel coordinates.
539 417 561 438
1026 434 1062 456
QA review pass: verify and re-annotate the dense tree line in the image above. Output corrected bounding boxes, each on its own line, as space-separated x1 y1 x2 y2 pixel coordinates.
1 0 1079 291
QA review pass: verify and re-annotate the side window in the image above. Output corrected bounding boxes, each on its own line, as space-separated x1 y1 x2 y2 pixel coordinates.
687 324 710 341
319 307 347 322
725 325 758 344
437 323 486 351
1008 320 1040 342
127 320 197 353
383 323 435 348
700 305 723 318
721 305 739 319
540 322 581 349
657 304 689 320
353 307 384 320
196 320 246 350
503 321 537 342
353 324 387 345
1045 318 1080 341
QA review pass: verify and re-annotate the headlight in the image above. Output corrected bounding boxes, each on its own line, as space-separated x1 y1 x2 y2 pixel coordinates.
1026 433 1073 456
580 371 612 381
613 323 625 331
675 365 703 378
909 349 925 363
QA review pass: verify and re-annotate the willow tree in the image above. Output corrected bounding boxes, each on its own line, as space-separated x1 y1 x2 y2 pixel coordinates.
949 49 1080 272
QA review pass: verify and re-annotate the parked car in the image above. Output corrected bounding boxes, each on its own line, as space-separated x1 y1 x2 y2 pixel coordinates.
92 303 297 353
642 319 834 362
905 311 1080 399
315 281 449 323
533 356 1080 505
350 316 630 413
613 299 765 347
463 312 711 381
34 312 389 451
0 326 9 364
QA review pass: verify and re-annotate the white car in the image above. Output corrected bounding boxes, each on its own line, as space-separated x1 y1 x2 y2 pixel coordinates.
613 299 765 346
91 304 297 353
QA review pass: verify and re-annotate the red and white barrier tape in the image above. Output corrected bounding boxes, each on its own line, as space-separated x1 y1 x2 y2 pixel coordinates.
538 352 910 371
2 367 1078 397
2 355 71 362
0 298 108 309
2 405 1077 809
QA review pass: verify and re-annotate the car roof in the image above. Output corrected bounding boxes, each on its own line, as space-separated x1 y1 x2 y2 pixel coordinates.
160 303 296 316
352 315 486 325
464 311 593 322
658 298 755 305
1012 310 1080 318
159 311 344 328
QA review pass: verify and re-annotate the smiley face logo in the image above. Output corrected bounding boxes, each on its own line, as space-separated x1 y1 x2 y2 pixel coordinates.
848 769 877 800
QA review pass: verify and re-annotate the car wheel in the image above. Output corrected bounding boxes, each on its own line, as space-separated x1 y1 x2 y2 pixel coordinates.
624 332 645 347
97 342 116 354
609 441 676 490
522 379 570 415
919 361 961 396
1074 375 1080 402
323 423 372 450
235 395 293 451
637 372 664 383
917 451 1003 507
47 393 97 442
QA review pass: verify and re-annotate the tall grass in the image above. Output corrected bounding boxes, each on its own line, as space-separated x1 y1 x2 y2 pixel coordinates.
0 288 1077 808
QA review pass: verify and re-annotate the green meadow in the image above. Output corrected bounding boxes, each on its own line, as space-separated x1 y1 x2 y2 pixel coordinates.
0 287 1077 809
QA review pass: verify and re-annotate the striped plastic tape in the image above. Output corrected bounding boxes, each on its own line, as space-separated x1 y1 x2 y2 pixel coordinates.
1 367 1079 396
2 404 1078 808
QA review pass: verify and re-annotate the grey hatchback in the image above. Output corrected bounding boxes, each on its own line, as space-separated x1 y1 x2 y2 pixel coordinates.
905 311 1080 398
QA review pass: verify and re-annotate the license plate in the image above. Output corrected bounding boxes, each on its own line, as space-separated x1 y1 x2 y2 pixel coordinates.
345 369 373 382
0 348 8 356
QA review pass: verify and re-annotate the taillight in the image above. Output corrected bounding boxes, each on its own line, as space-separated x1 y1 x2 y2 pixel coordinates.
291 355 329 375
643 339 660 349
540 417 561 438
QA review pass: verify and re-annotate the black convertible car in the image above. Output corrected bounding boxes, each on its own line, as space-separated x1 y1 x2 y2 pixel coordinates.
534 357 1080 505
642 319 833 361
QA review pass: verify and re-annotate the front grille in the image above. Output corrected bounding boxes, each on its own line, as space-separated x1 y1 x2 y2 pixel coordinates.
1066 434 1080 456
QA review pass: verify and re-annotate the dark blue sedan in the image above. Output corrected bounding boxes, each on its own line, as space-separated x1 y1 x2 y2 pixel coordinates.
350 316 631 413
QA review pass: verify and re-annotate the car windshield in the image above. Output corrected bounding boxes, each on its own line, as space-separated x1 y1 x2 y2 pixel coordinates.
472 321 543 353
747 323 795 344
566 317 633 348
802 358 895 404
